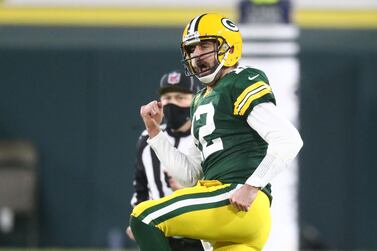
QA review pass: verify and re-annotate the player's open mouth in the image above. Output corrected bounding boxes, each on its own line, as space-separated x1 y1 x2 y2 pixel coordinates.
197 62 211 76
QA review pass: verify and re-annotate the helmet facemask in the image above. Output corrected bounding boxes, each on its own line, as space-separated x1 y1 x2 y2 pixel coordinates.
181 36 230 84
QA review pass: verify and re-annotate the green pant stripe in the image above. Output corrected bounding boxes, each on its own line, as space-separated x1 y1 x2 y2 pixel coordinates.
152 199 230 226
138 183 237 221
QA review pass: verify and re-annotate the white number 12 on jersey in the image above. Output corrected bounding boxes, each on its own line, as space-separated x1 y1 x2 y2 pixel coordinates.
193 103 224 159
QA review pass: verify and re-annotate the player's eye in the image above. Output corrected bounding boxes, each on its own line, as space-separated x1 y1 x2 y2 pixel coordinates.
201 41 213 49
202 43 210 49
186 45 195 54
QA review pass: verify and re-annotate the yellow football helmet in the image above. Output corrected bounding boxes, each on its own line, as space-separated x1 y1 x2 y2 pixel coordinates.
181 13 242 83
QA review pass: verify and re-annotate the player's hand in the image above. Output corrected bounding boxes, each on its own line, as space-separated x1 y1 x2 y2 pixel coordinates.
140 100 163 138
229 184 259 212
126 226 135 241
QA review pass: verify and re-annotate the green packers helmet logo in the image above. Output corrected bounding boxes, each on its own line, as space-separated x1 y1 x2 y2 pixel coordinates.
221 18 239 32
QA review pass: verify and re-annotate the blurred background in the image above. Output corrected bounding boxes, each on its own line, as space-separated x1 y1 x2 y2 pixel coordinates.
0 0 376 250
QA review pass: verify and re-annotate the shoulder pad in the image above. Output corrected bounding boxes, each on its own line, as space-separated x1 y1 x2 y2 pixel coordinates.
232 66 269 86
231 67 275 116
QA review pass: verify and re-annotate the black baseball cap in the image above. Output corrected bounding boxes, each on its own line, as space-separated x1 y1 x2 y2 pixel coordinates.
159 69 201 95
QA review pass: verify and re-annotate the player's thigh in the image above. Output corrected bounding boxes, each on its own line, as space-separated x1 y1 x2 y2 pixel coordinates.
132 181 270 248
157 190 271 247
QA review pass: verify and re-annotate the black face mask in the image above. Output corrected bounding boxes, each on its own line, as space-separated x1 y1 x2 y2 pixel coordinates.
163 103 190 130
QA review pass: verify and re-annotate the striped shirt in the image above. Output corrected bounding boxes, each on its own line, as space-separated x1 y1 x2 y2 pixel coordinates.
130 126 193 207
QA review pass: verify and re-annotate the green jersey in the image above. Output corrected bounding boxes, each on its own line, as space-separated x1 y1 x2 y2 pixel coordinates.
191 66 276 189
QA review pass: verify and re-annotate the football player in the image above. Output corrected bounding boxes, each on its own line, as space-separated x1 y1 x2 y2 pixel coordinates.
130 13 303 251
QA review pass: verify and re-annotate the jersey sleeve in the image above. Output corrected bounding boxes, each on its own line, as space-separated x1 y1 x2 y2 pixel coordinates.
232 68 276 117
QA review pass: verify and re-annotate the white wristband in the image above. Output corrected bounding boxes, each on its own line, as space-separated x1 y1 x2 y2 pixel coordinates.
245 153 287 188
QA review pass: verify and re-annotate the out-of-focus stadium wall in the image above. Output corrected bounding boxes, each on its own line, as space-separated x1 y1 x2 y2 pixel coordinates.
0 27 184 248
2 0 377 9
299 29 377 250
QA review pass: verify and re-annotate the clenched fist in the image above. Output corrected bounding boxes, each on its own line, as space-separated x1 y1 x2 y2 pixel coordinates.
140 100 164 138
